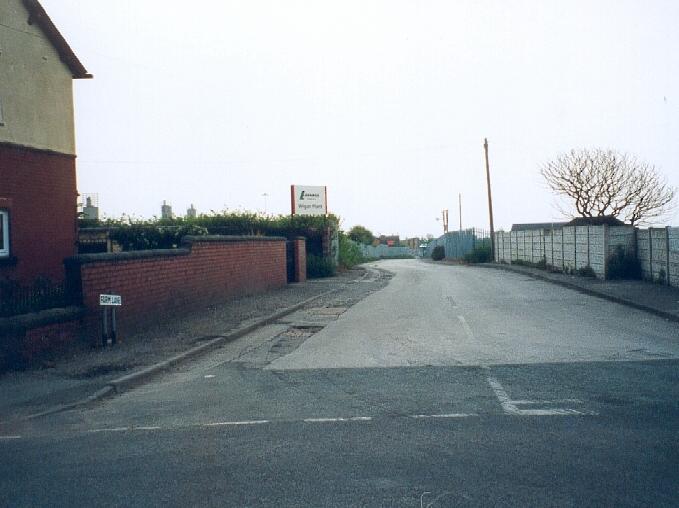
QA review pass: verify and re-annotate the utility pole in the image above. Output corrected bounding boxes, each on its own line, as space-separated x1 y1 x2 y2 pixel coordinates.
458 193 462 231
442 209 449 234
484 138 496 260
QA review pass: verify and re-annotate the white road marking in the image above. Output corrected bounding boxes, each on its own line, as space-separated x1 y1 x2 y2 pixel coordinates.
487 377 595 416
457 315 475 340
134 426 161 431
303 417 373 423
204 375 216 379
88 427 129 433
0 435 22 440
512 399 583 405
410 413 476 419
202 420 269 427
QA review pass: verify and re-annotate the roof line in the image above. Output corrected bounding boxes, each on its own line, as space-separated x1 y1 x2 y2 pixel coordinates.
21 0 92 79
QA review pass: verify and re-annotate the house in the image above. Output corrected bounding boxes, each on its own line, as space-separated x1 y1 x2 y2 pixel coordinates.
0 0 91 285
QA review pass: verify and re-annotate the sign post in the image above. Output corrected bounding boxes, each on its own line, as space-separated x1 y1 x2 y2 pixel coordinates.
99 294 121 346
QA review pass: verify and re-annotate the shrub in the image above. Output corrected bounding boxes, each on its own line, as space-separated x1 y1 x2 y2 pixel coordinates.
577 265 597 278
463 244 492 264
307 254 336 278
606 246 642 280
431 245 445 261
338 233 365 269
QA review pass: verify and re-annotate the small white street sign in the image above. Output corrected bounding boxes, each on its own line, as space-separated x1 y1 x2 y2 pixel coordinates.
99 294 122 306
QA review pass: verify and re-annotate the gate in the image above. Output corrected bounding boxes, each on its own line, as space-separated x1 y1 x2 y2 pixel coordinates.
286 240 295 282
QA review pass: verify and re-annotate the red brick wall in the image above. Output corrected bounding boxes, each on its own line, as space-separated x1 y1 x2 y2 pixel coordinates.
293 238 307 283
68 237 287 337
0 143 77 284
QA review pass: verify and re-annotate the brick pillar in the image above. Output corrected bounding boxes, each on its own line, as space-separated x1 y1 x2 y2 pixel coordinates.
293 237 307 283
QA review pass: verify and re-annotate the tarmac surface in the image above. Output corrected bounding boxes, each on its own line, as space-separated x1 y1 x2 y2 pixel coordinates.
2 259 678 506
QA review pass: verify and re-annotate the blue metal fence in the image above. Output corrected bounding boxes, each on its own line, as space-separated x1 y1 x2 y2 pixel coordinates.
423 228 490 259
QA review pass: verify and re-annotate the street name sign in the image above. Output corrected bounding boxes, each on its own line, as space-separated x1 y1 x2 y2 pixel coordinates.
99 294 122 306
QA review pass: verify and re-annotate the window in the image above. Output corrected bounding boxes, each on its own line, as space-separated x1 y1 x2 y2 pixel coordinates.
0 211 8 257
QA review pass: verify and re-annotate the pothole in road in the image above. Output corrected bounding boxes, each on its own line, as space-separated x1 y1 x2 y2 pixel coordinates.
280 325 324 337
266 325 325 358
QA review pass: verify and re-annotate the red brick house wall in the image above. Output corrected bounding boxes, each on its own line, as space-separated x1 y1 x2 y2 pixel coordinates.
0 143 77 284
65 236 288 339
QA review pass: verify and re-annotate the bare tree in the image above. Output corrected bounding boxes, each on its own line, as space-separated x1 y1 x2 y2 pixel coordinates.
541 148 676 225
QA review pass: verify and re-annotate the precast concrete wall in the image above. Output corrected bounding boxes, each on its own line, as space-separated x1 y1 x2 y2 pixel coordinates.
495 224 679 286
637 227 679 286
495 225 637 279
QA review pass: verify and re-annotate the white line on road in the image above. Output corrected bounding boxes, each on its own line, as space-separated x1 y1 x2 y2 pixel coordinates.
134 426 161 431
0 435 22 440
303 417 373 423
486 377 595 416
203 420 269 427
410 413 477 419
88 427 129 433
457 315 475 341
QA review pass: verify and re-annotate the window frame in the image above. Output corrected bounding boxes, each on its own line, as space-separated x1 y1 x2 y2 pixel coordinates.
0 210 9 257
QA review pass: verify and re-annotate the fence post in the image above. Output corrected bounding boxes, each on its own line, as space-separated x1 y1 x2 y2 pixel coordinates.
603 224 609 279
587 226 591 267
530 230 534 264
666 226 671 286
573 227 577 271
550 226 554 268
561 227 565 272
511 231 515 262
648 228 653 281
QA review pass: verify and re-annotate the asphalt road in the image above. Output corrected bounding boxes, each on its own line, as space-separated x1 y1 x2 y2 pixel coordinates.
2 260 679 507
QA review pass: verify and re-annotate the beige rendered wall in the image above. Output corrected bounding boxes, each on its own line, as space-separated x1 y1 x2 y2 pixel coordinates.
0 0 76 155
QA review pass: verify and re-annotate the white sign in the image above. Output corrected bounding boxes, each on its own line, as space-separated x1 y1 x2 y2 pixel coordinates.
99 294 122 306
291 185 327 216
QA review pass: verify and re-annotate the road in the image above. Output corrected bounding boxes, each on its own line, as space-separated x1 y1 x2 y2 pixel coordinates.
2 260 679 507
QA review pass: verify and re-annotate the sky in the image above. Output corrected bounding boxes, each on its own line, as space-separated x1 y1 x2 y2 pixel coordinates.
42 0 679 237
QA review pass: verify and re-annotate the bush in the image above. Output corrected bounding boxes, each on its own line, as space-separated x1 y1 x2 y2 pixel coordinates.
606 246 641 280
307 254 336 278
431 245 445 261
463 244 492 264
338 233 365 269
577 265 597 278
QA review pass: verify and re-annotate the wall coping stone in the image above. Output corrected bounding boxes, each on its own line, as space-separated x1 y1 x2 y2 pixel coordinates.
65 235 286 266
0 306 85 334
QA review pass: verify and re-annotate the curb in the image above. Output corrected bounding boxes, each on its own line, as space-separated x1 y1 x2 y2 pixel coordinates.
481 263 679 324
25 287 341 420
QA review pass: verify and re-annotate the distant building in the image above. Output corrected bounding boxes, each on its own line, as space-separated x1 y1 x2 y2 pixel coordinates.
404 237 420 250
186 204 197 219
377 235 400 247
82 194 99 220
161 200 173 219
0 0 91 284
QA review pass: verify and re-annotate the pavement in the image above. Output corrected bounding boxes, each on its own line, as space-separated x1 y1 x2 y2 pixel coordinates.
0 266 391 422
481 261 679 323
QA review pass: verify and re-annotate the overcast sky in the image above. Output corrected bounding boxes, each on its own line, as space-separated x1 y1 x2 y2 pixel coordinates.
43 0 678 237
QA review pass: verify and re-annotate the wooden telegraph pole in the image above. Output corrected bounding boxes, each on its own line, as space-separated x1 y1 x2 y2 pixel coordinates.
484 138 496 260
